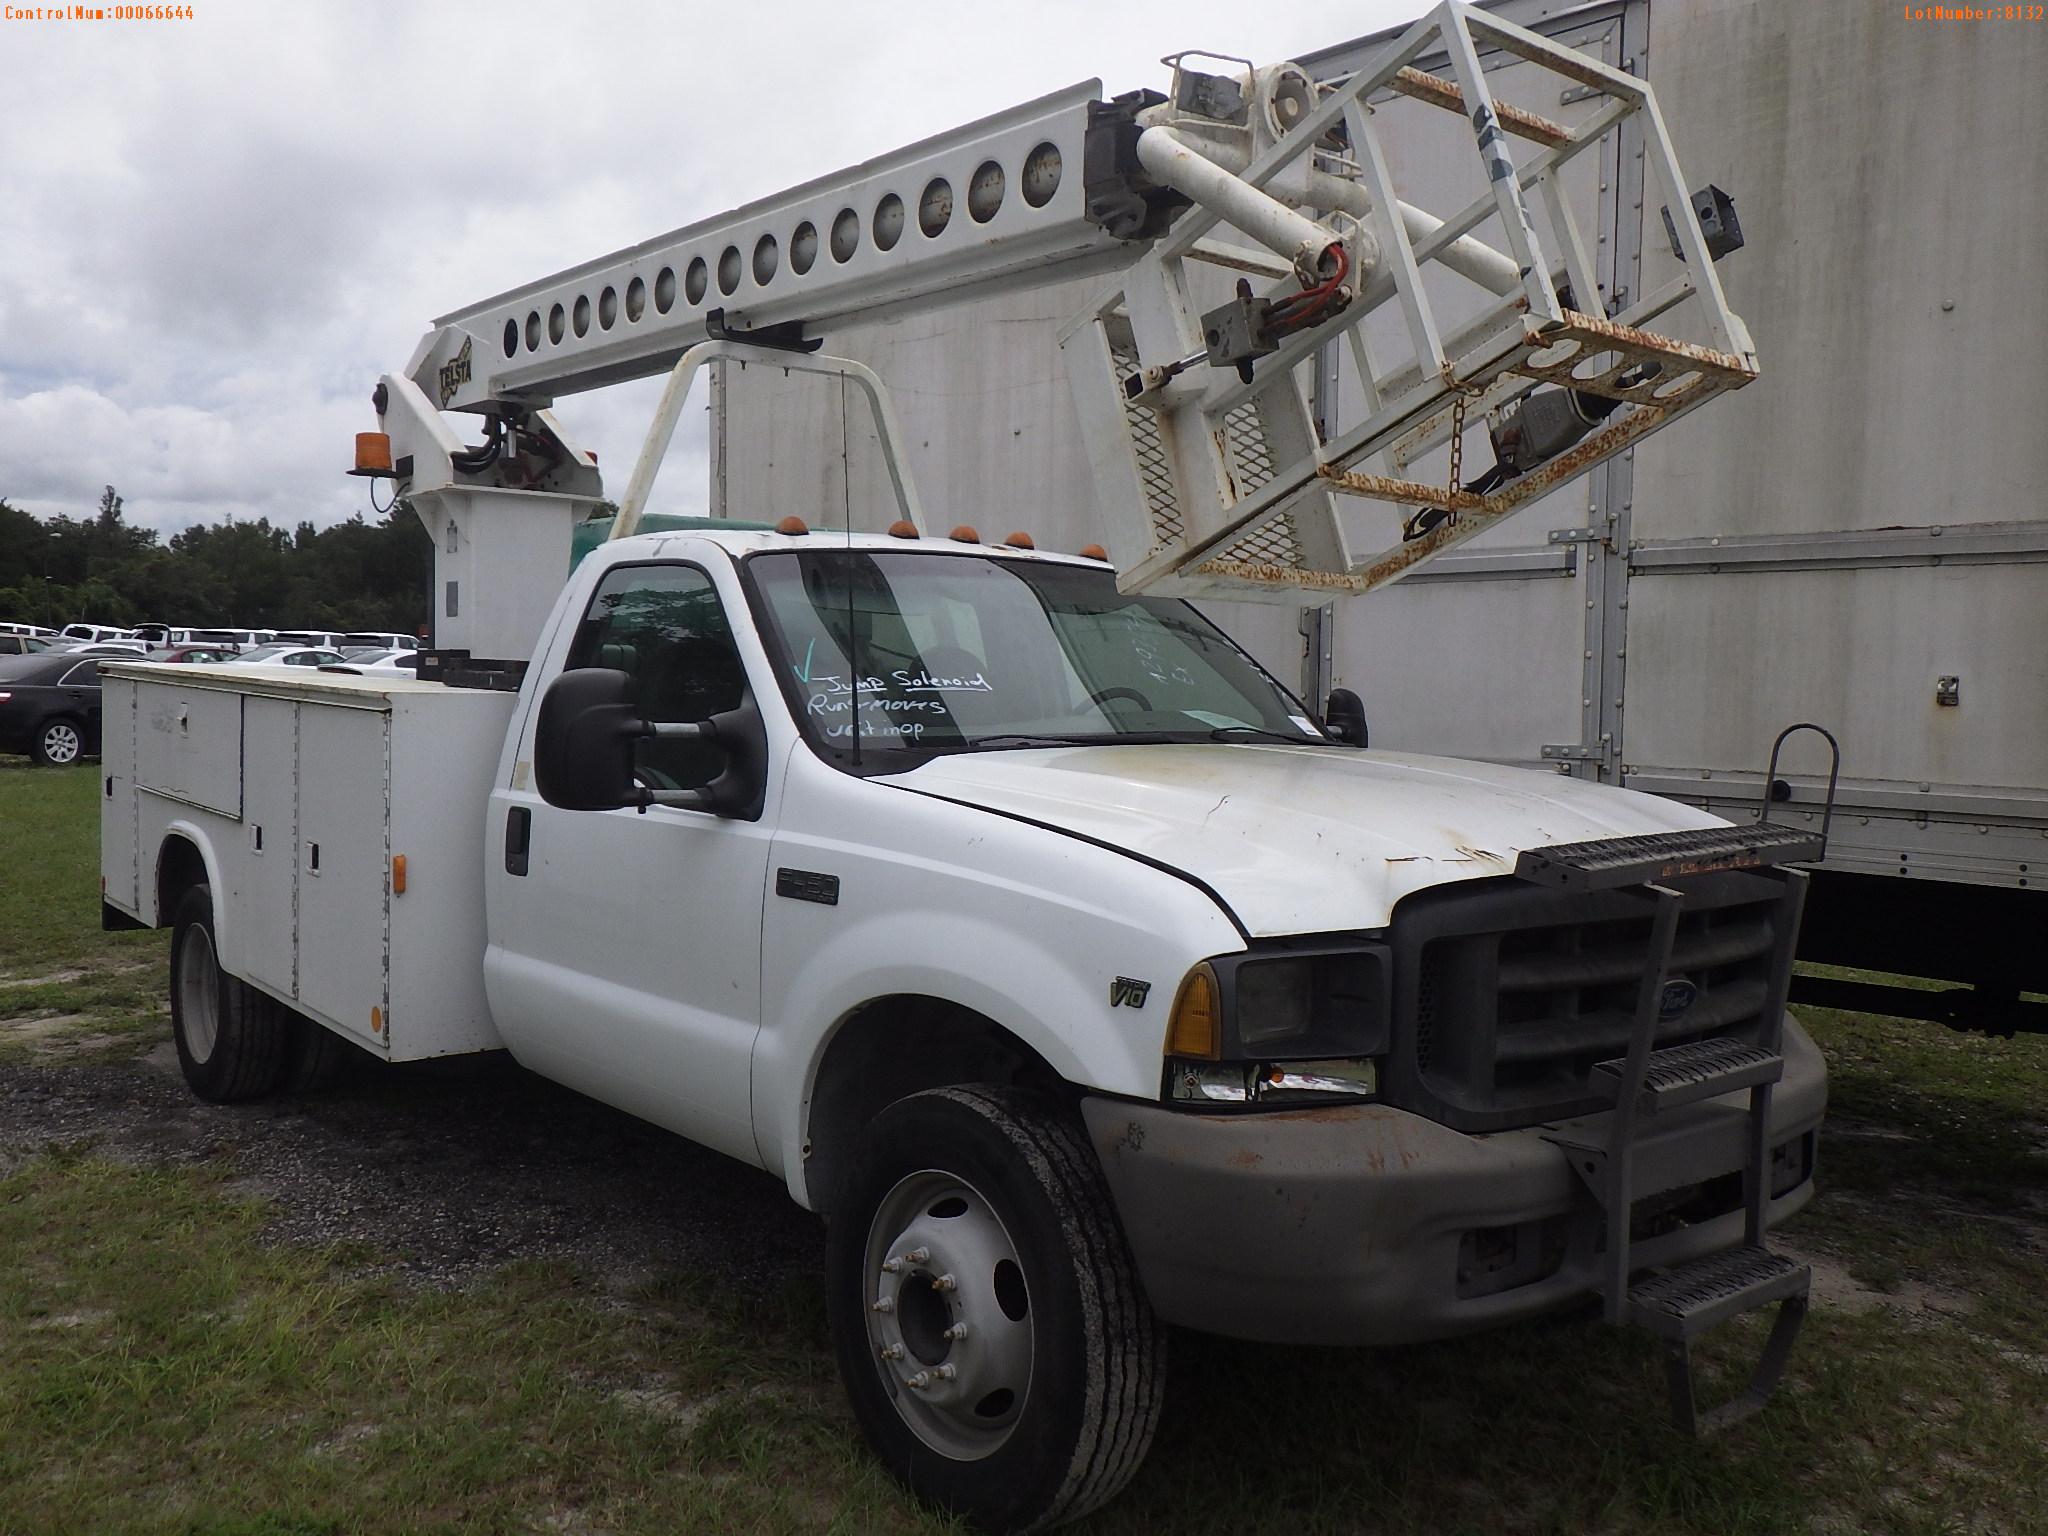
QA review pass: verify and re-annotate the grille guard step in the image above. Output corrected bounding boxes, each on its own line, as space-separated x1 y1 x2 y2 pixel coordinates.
1592 1038 1784 1115
1514 824 1823 892
1626 1244 1808 1338
1623 1246 1812 1437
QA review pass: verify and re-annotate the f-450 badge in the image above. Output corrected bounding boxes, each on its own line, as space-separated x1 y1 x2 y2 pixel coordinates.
1110 977 1152 1009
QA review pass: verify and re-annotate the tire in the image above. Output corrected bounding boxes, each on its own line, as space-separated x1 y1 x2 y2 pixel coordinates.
168 884 288 1103
826 1086 1165 1533
279 1012 359 1094
29 716 84 766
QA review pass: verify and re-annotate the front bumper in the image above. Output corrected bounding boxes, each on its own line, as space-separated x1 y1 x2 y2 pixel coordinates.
1081 1018 1826 1346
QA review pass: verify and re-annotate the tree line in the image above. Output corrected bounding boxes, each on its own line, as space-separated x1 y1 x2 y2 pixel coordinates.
0 488 433 635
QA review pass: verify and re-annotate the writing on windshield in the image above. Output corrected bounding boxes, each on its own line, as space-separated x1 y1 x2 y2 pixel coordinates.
746 550 1317 760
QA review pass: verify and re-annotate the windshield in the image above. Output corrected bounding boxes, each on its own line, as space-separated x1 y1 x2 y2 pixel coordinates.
745 550 1320 763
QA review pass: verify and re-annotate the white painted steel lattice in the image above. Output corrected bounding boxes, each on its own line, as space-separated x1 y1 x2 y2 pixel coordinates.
1061 0 1759 602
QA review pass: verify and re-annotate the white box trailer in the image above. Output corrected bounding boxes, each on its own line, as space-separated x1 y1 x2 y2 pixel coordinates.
99 663 516 1059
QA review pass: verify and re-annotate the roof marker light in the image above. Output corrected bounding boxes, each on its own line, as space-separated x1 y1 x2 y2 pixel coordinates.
949 525 980 543
1003 531 1035 549
887 521 920 539
776 515 811 536
1078 544 1109 561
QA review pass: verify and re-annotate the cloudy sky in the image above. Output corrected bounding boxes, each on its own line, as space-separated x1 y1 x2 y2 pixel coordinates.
0 0 1412 539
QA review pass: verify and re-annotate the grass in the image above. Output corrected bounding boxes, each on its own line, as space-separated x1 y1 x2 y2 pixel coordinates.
0 759 167 1063
2 760 2045 1533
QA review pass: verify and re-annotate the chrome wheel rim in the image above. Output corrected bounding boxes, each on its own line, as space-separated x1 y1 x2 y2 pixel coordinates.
42 723 80 764
861 1170 1034 1461
175 921 220 1063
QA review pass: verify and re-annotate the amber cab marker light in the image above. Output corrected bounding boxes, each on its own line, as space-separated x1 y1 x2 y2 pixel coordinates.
949 525 980 543
776 515 810 536
887 520 920 539
1003 531 1035 549
347 432 395 478
1165 963 1222 1060
1078 543 1109 561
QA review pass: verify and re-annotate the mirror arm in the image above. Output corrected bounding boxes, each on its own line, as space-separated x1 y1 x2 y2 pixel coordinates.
637 787 713 814
645 719 716 742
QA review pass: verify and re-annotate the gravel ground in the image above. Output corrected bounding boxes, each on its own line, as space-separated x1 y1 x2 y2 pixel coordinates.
0 1040 825 1292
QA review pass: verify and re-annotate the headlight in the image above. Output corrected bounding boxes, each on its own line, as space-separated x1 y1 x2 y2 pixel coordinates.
1161 942 1390 1108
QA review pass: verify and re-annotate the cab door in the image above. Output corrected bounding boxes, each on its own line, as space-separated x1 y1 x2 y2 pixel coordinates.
483 558 775 1167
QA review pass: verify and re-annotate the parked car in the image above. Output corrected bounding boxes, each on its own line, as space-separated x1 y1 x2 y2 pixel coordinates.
145 644 241 665
48 640 149 656
329 647 420 676
273 630 351 649
224 644 347 668
184 628 264 648
0 652 102 765
58 623 136 644
0 634 55 656
0 622 59 639
341 630 417 651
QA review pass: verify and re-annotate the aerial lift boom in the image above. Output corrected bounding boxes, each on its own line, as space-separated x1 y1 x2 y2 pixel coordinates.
365 0 1755 658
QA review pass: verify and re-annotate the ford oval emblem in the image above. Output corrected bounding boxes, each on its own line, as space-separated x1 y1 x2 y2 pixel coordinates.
1658 978 1700 1022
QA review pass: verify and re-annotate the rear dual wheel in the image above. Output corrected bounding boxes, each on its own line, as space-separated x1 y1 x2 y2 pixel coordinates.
827 1086 1165 1532
169 884 289 1102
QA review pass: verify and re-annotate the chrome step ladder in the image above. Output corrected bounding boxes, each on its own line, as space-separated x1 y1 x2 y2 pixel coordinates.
1517 725 1840 1434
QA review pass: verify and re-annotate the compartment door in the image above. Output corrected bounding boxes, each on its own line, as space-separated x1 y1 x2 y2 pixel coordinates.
296 703 390 1048
230 696 300 1000
99 677 139 911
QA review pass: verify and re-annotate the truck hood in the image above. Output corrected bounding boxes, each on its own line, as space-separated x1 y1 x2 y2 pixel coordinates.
881 743 1725 937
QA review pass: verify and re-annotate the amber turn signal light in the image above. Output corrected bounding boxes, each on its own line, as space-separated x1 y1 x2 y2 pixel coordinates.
1165 963 1222 1060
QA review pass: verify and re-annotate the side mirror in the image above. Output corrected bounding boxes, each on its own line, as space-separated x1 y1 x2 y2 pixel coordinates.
1323 687 1368 748
535 668 643 810
535 666 770 820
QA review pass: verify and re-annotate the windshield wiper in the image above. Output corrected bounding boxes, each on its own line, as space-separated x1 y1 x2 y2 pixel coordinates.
965 731 1185 752
1206 725 1324 746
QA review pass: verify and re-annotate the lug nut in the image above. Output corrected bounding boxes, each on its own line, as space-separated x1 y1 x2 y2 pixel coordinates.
903 1247 930 1265
908 1371 932 1390
879 1343 904 1361
943 1323 969 1341
881 1258 902 1274
871 1296 894 1314
933 1364 957 1381
932 1273 958 1293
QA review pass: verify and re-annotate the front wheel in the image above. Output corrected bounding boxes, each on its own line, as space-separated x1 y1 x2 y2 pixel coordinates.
29 717 83 766
826 1086 1165 1532
169 884 288 1103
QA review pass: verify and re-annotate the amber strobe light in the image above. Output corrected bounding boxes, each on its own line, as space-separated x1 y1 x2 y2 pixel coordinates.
348 432 395 478
1165 963 1222 1059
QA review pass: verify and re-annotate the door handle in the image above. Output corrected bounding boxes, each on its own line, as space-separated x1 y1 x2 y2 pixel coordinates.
505 806 531 876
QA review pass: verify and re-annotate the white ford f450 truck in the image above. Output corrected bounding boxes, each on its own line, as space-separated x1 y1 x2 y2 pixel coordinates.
100 524 1825 1529
102 9 1830 1524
